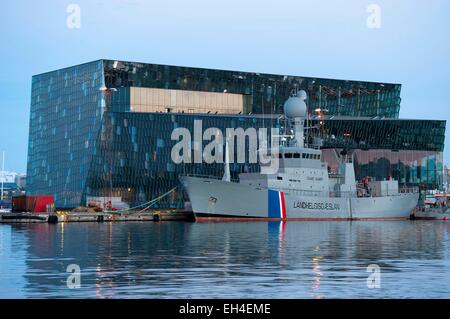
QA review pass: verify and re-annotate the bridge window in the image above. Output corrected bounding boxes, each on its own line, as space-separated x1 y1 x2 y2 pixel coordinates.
285 153 293 158
293 153 300 158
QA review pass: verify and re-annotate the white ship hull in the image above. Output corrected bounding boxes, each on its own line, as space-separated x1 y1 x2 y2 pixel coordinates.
181 176 419 221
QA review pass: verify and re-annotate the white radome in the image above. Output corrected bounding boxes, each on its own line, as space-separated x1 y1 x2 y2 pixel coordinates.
283 90 307 118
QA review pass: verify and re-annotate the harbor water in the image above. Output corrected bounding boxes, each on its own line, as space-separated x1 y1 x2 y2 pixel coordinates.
0 221 449 298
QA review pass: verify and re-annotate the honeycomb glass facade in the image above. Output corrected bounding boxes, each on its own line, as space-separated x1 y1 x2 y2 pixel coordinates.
27 61 105 207
26 60 446 208
103 60 401 118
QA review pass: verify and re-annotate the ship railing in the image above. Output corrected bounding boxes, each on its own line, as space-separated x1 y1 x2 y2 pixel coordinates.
282 187 419 198
183 173 221 180
183 174 239 182
307 145 321 150
281 188 354 198
399 186 420 194
328 173 344 179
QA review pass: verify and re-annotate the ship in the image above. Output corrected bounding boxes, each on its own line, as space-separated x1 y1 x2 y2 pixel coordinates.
181 90 419 221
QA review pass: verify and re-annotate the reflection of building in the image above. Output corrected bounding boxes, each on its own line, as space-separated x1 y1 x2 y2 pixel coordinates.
26 60 446 208
0 171 26 208
318 118 445 189
16 221 449 298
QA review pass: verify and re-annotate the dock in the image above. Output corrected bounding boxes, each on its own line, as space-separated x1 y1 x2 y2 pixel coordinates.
0 210 194 223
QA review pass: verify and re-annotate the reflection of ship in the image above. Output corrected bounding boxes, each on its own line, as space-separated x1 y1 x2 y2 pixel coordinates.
181 91 419 221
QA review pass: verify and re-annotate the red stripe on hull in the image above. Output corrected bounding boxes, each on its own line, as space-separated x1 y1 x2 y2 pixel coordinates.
280 192 287 219
195 216 286 222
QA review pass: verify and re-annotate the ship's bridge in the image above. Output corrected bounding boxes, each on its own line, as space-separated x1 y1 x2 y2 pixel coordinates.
277 147 321 161
239 146 330 192
260 146 326 171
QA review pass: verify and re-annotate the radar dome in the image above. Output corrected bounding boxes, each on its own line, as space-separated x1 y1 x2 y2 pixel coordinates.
283 90 307 118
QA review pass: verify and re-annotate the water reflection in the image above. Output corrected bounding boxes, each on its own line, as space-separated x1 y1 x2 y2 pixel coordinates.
0 221 449 298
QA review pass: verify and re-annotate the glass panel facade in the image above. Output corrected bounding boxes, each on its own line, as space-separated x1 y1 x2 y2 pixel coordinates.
103 60 401 118
85 113 266 208
318 119 445 152
26 60 105 207
322 149 444 190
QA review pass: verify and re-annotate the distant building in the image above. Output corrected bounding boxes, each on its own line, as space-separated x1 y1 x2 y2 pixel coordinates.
445 165 450 192
15 173 26 190
0 171 26 190
0 171 26 208
26 60 446 208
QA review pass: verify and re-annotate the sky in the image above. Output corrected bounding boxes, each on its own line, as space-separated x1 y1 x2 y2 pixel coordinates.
0 0 449 173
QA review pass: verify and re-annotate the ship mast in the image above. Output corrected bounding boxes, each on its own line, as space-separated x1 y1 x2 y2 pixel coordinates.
293 117 305 148
283 90 308 148
222 139 231 182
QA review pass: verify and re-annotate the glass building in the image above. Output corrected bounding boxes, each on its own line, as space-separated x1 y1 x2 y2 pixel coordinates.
26 60 446 208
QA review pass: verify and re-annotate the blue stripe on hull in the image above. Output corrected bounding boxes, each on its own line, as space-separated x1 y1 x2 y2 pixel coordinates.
268 190 281 218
